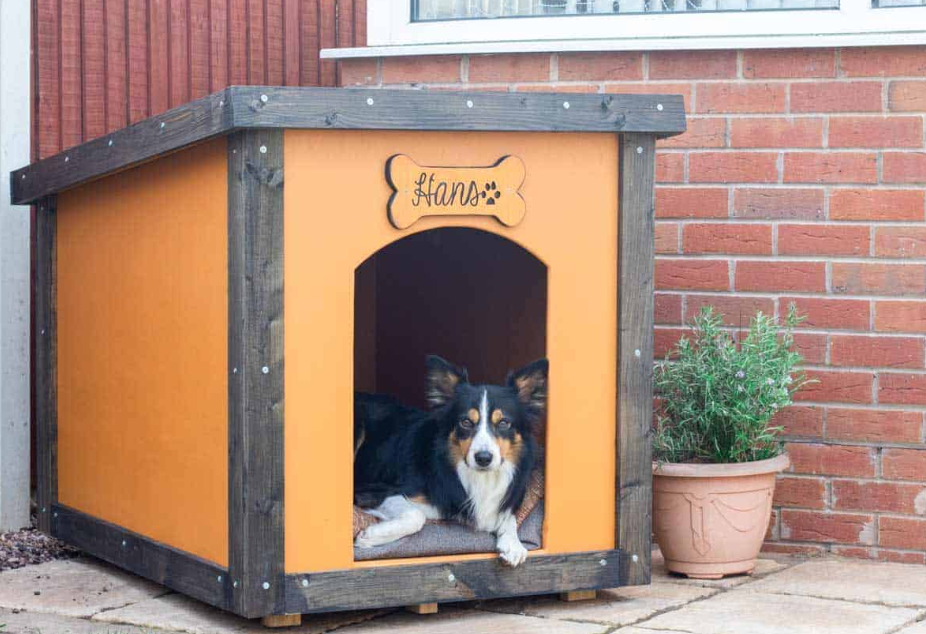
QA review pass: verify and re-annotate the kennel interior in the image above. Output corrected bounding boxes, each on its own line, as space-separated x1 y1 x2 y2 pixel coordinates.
14 87 685 624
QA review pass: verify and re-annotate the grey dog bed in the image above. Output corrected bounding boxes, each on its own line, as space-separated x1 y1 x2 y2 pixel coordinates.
354 501 544 561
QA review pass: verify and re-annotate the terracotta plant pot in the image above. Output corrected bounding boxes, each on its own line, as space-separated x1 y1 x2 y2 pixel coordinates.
653 453 790 580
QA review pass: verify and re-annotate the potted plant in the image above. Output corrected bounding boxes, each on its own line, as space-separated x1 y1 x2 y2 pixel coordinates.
653 305 809 579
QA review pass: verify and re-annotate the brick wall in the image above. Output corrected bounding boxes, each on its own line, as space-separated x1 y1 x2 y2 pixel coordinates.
339 47 926 562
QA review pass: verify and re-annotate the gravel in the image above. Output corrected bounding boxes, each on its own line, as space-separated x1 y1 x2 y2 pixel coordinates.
0 518 79 572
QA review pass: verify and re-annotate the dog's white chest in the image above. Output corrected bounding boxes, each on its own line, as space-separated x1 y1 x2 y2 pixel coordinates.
456 461 515 532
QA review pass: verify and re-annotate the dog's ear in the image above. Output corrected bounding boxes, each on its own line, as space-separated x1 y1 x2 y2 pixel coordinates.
425 355 469 409
507 359 549 417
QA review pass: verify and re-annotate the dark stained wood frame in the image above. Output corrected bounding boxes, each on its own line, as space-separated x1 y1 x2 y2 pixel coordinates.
18 87 679 620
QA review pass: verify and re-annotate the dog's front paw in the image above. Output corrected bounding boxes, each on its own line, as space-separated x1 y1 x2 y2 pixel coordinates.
354 529 378 549
496 533 528 567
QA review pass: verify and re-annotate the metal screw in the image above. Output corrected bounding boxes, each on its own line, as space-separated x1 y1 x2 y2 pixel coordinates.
160 122 165 129
262 582 270 590
41 329 45 335
656 103 664 111
108 139 113 147
301 579 309 588
632 554 639 563
217 575 223 583
41 507 46 513
259 145 267 154
64 156 69 163
233 580 239 588
466 100 473 108
636 146 643 154
21 174 25 179
634 349 641 358
447 573 455 583
53 512 58 518
261 94 269 103
563 101 570 109
599 559 607 566
121 540 127 547
366 97 374 106
232 367 238 374
262 366 269 374
219 100 225 107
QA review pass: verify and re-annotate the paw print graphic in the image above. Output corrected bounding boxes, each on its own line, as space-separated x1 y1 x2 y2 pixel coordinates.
480 181 502 206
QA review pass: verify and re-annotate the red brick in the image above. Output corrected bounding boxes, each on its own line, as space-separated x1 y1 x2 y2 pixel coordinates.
382 55 460 84
832 263 926 296
883 448 926 482
605 83 692 113
879 516 926 551
697 83 786 114
778 225 869 257
654 293 682 325
875 227 926 259
656 153 685 183
775 406 824 438
655 259 729 291
879 372 926 405
735 261 825 293
468 54 550 83
557 51 643 81
730 118 823 149
790 82 883 113
339 58 379 86
781 509 874 545
830 189 925 222
654 327 687 359
761 542 827 556
793 332 827 365
660 118 726 149
888 81 926 112
875 301 926 333
682 224 772 255
841 47 926 78
829 116 923 148
514 83 598 93
783 153 877 184
733 188 824 220
830 335 925 369
655 223 679 254
743 49 835 79
794 370 873 404
883 153 926 185
780 297 870 331
689 152 778 183
656 188 728 219
649 50 737 80
832 480 926 514
774 476 826 509
685 294 775 326
832 546 926 565
828 408 923 443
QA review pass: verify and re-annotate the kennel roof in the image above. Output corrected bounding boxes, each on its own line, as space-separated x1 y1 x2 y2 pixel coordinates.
11 86 685 206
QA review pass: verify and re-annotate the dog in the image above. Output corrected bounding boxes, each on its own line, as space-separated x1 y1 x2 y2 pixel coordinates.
353 355 547 567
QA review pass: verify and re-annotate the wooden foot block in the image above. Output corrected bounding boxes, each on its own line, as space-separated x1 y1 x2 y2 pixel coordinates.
406 602 439 615
560 590 597 602
261 614 302 628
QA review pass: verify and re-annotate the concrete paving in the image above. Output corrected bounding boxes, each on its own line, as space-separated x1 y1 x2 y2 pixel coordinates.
1 552 925 634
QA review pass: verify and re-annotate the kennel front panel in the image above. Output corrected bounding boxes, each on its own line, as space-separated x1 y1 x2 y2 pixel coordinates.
54 139 230 566
284 129 619 573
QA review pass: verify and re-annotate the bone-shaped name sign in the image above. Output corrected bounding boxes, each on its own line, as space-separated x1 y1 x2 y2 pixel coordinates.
386 154 526 230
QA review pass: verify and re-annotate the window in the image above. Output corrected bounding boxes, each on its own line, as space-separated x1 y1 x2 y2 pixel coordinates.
323 0 926 58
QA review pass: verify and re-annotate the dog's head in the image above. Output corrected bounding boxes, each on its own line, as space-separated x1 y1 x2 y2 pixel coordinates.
426 355 548 472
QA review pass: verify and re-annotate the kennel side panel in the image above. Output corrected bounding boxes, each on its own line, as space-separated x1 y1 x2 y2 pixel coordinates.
227 129 286 618
284 129 618 573
616 132 656 586
54 138 229 566
35 195 58 534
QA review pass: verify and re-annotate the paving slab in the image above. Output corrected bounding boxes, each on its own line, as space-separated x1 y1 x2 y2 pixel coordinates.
0 608 180 634
652 551 789 589
637 590 920 634
898 619 926 633
334 606 609 634
747 559 926 607
0 557 167 618
95 592 389 634
482 583 717 626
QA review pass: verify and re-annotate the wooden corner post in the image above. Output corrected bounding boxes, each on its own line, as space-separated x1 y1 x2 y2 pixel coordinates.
227 129 285 618
34 195 58 534
616 132 656 586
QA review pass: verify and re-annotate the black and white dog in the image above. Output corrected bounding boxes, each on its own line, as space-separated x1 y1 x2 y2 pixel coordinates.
353 355 547 567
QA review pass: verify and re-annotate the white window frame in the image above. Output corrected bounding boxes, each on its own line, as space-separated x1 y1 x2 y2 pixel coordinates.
323 0 926 59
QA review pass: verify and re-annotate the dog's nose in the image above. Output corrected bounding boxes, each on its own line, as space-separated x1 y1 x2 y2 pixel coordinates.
474 451 493 467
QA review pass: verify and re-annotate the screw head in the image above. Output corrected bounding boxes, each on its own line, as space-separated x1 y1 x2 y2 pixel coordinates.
259 145 267 154
121 540 127 547
232 367 238 374
301 579 309 588
466 100 473 108
21 174 25 179
261 94 269 103
217 575 222 582
447 573 456 583
64 156 69 163
563 101 570 109
636 146 643 154
40 507 46 513
262 582 270 590
233 580 239 588
262 366 270 374
366 97 374 106
632 554 639 563
634 349 641 358
108 139 113 147
599 559 607 566
160 122 165 129
656 103 664 111
53 512 58 518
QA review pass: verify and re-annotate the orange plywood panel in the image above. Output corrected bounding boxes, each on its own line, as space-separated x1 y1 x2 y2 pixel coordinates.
56 138 228 566
284 130 618 573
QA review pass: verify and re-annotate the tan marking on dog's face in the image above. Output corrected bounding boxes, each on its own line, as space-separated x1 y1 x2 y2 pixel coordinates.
491 408 505 424
409 494 430 506
467 408 480 423
497 432 523 464
448 430 473 466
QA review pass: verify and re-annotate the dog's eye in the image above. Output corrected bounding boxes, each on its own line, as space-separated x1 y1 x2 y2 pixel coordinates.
497 419 511 430
460 418 474 429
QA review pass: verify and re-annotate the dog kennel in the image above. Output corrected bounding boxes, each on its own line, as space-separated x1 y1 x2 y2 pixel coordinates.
12 87 685 626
